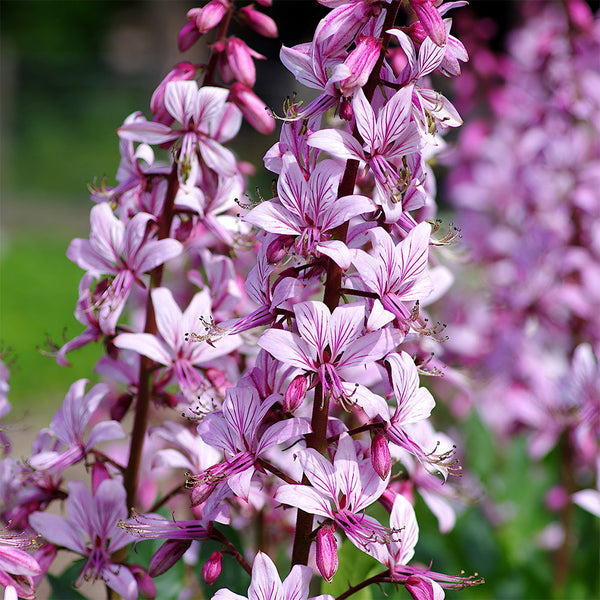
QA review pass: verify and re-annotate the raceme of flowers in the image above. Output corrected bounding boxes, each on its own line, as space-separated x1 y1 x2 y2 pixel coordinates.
435 0 600 584
0 1 483 599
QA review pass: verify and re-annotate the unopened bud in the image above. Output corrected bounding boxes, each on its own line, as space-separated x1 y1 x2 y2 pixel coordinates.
238 5 278 38
226 37 260 88
177 20 202 52
202 551 223 585
566 0 594 31
148 539 192 577
371 433 391 480
228 83 275 134
193 0 229 34
405 575 443 600
409 0 447 46
337 36 381 98
91 461 111 493
151 62 196 121
130 564 156 599
265 235 293 264
283 375 308 413
339 98 353 121
315 526 338 582
110 393 133 421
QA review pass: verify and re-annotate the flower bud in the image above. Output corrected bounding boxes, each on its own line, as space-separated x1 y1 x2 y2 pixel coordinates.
194 0 229 34
130 564 156 599
202 551 223 585
409 0 447 46
226 37 260 88
371 432 391 480
336 36 381 98
566 0 594 31
315 526 338 582
228 83 275 134
177 20 202 52
238 5 278 38
283 375 308 413
110 393 133 421
91 461 111 492
545 485 569 512
405 575 444 600
339 98 353 121
148 539 192 577
151 62 196 122
265 235 293 264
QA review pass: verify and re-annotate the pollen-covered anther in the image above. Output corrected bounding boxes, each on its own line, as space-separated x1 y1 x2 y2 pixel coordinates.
270 93 304 121
416 352 446 377
428 219 463 246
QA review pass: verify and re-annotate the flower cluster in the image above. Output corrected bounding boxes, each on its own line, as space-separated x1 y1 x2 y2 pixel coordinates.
1 1 483 599
436 0 600 586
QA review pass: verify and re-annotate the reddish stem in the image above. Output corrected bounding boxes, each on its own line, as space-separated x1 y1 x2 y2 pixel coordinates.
124 164 179 509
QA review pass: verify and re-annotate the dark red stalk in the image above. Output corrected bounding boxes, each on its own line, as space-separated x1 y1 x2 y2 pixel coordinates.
124 164 179 508
124 1 236 510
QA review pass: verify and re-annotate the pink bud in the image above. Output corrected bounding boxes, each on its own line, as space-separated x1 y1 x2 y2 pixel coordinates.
545 486 569 512
266 235 294 264
337 36 381 98
148 539 192 577
256 0 272 6
151 62 196 124
194 0 230 34
283 375 308 413
566 0 594 31
228 83 275 134
130 564 156 599
315 526 338 582
91 461 111 492
409 0 447 46
226 37 263 88
405 575 444 600
110 393 133 421
339 98 353 121
371 433 391 480
202 551 223 585
177 20 202 52
238 5 278 38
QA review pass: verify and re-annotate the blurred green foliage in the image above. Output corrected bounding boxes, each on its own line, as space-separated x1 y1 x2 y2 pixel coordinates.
0 232 102 408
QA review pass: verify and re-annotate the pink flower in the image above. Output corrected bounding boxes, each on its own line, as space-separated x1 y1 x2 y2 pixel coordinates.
67 203 183 331
212 551 334 600
308 87 421 218
188 381 310 509
245 153 374 269
114 287 241 401
0 531 41 600
276 433 392 554
29 480 139 600
352 223 433 326
259 300 401 416
28 379 124 474
118 81 241 177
